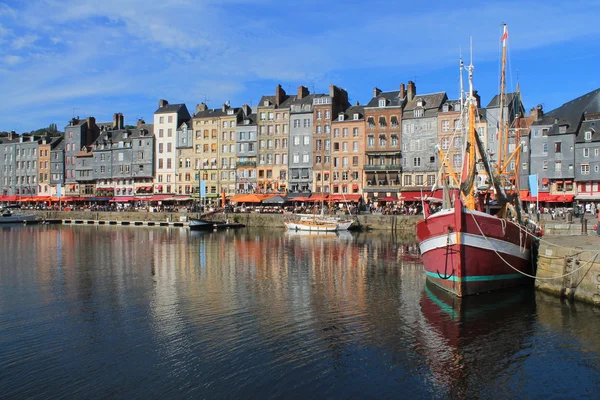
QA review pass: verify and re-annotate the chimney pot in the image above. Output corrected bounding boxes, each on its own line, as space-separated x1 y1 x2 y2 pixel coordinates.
407 81 416 102
399 83 406 99
158 99 168 108
297 86 309 99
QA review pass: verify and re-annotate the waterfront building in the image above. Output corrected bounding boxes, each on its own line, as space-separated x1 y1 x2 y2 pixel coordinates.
176 120 194 195
331 104 365 198
90 120 155 199
0 132 17 197
364 84 406 200
191 103 225 200
14 135 44 197
484 91 524 164
475 108 489 188
513 107 536 194
312 85 349 193
50 140 65 195
236 105 258 193
154 100 191 195
257 85 296 192
38 136 62 196
401 87 447 195
436 99 463 187
64 116 100 196
219 104 242 195
288 86 314 194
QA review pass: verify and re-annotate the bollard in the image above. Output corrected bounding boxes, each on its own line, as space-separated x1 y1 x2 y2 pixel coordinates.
581 218 587 235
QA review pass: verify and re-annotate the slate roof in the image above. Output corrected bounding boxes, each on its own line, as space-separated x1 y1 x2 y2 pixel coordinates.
402 92 447 119
193 108 228 119
486 92 519 108
258 95 298 109
52 140 65 152
533 88 600 137
239 113 258 127
154 103 188 114
576 119 600 143
478 108 487 121
365 90 405 108
334 105 365 122
440 99 462 113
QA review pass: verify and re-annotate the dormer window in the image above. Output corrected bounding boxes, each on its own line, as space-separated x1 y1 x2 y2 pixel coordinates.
585 131 593 141
353 113 359 120
414 109 424 118
559 125 567 134
339 113 344 121
443 104 449 112
378 99 386 107
263 100 270 106
417 99 424 107
227 109 234 115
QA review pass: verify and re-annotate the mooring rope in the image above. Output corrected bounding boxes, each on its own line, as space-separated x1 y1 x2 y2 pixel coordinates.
469 211 600 280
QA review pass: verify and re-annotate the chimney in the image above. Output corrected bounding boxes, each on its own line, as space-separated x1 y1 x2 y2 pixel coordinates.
407 81 416 102
222 103 228 113
196 103 208 113
137 119 145 128
355 101 359 106
297 85 309 99
399 83 406 99
275 84 286 107
113 113 124 130
8 131 14 140
473 90 481 108
242 104 251 117
86 116 96 128
158 99 168 109
373 87 382 98
530 104 543 121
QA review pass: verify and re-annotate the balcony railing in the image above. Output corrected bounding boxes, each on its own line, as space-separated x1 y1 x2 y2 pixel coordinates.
236 161 257 168
364 164 402 171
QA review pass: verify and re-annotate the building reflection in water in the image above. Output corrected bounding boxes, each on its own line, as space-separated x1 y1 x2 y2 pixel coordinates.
2 225 600 398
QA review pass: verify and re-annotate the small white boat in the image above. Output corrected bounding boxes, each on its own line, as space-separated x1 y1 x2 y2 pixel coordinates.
0 209 39 224
284 220 338 232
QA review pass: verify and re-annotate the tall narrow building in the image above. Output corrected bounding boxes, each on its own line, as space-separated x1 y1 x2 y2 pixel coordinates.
236 105 258 193
363 84 406 201
257 85 295 192
331 104 365 199
153 99 191 195
288 86 314 194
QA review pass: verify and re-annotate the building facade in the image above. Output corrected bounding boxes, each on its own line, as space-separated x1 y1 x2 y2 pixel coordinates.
64 117 100 195
331 105 365 197
191 103 224 200
38 136 62 196
236 105 257 193
153 100 190 194
436 99 463 186
257 85 295 192
364 84 406 200
219 105 241 194
288 86 314 194
401 88 447 194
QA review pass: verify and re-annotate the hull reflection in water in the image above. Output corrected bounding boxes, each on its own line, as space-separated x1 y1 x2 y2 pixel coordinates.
419 281 536 397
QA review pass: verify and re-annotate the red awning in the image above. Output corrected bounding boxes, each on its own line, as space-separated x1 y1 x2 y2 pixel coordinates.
542 178 549 184
291 197 312 202
328 194 362 202
150 194 173 201
546 194 574 203
555 180 563 184
110 196 135 202
398 191 424 201
378 196 400 202
2 195 18 202
352 184 359 190
309 194 329 202
564 180 573 184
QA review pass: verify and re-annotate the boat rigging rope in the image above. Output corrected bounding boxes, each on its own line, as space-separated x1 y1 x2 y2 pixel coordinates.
508 218 588 252
469 211 600 280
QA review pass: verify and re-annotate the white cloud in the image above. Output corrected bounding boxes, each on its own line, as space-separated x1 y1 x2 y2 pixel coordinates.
1 0 600 131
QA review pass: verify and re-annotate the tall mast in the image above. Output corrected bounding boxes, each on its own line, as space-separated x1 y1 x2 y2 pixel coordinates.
497 23 508 176
459 53 465 113
464 41 476 210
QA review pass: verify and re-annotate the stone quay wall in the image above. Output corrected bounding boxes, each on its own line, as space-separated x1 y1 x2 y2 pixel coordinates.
35 210 422 232
536 235 600 307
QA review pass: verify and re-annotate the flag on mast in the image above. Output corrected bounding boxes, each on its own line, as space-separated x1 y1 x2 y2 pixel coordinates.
501 26 508 45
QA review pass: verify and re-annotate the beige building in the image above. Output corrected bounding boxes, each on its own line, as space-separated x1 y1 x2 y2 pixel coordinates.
219 104 242 194
38 136 62 196
330 105 365 197
153 99 190 194
257 85 295 192
191 104 224 201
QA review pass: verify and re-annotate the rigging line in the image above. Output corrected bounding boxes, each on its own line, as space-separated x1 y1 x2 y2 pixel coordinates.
507 218 589 251
469 211 600 280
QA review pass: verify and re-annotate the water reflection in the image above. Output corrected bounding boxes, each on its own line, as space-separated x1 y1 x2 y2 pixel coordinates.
0 225 599 398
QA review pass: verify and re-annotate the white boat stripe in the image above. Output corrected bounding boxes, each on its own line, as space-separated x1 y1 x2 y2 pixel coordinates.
419 232 530 261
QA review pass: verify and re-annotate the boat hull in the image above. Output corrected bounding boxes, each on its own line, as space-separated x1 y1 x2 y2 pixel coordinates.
416 207 535 297
0 214 40 224
189 218 215 231
284 221 338 232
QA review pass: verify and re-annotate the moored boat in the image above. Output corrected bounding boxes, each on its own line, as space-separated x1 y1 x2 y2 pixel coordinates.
284 219 338 232
0 209 40 224
416 24 539 297
189 218 216 231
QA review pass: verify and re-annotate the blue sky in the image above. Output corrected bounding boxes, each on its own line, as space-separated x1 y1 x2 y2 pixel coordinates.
1 0 599 132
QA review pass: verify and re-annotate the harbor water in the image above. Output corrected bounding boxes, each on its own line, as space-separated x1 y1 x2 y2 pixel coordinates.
1 225 599 398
